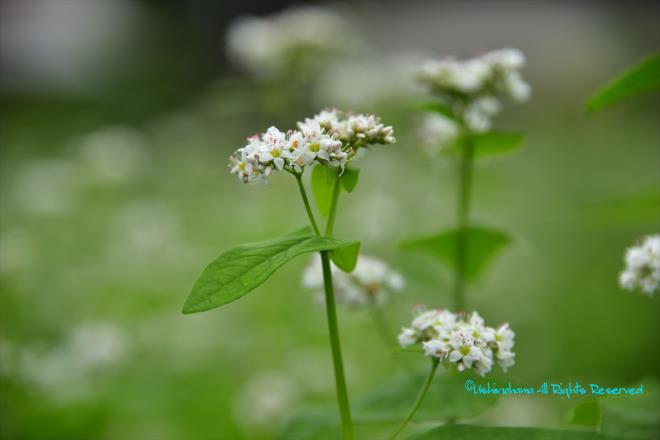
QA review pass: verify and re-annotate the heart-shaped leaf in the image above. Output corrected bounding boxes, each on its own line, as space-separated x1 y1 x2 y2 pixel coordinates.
401 226 512 282
341 166 360 193
312 165 339 217
411 424 625 440
182 227 359 313
330 241 360 272
587 52 660 113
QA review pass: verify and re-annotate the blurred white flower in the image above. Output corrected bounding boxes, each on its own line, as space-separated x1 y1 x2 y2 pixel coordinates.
0 228 34 275
399 308 515 376
226 6 357 76
464 96 501 133
107 199 183 261
418 48 530 134
76 126 151 184
12 159 78 214
19 323 128 401
619 234 660 296
417 114 460 155
302 253 404 308
229 109 395 184
232 371 299 428
315 55 426 108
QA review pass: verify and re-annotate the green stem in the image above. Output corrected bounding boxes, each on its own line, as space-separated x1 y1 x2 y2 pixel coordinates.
321 250 354 440
325 173 342 236
295 174 320 236
297 170 353 439
453 136 474 311
389 358 440 440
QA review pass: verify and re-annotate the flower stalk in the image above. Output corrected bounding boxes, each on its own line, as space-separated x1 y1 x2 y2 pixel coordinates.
389 358 439 440
298 172 354 440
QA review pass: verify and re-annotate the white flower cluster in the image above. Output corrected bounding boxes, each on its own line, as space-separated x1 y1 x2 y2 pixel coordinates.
619 234 660 296
226 6 354 75
229 109 395 184
418 48 530 135
398 308 515 376
302 254 405 308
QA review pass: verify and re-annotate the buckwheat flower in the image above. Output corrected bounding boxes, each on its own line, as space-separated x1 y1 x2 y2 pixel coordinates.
417 114 460 155
419 58 490 94
502 70 531 102
301 254 404 308
226 6 356 76
417 48 529 134
619 234 660 296
482 48 526 71
398 307 515 376
464 96 501 133
398 308 457 347
301 109 396 150
229 109 394 183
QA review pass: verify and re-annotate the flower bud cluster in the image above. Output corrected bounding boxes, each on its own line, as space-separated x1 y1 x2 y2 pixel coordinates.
398 308 515 376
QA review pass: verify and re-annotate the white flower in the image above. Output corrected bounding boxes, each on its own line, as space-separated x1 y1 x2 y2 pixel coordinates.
398 328 418 347
464 96 501 133
301 253 404 308
417 114 460 155
397 307 515 376
619 234 660 296
422 338 450 359
229 109 394 184
301 109 396 150
226 6 356 76
417 48 530 134
482 48 526 70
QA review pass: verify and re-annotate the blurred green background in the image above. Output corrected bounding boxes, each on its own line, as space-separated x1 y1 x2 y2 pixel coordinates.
0 1 659 439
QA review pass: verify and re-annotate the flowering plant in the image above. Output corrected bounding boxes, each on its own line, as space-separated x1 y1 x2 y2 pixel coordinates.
183 108 395 440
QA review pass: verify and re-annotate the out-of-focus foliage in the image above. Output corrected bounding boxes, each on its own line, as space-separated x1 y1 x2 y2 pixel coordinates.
587 53 660 113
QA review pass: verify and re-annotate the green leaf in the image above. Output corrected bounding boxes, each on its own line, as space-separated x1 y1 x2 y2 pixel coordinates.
355 370 497 423
277 411 339 440
340 166 360 193
330 241 360 272
401 226 512 282
410 424 625 440
182 227 359 313
570 400 602 427
311 165 339 217
469 132 525 157
587 53 660 113
599 377 660 440
416 101 456 119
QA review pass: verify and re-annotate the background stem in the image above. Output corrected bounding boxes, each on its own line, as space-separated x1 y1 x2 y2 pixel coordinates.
389 358 440 440
453 136 474 312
